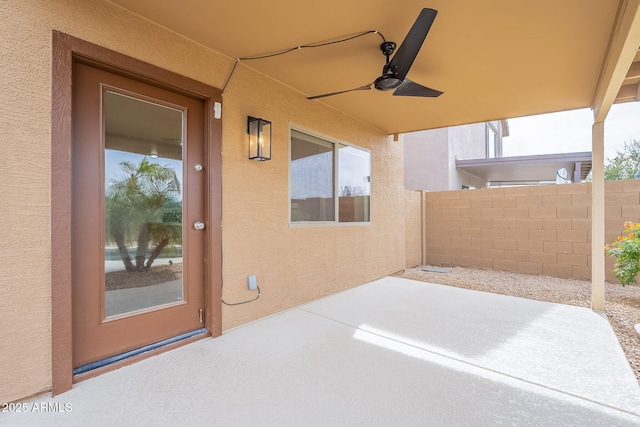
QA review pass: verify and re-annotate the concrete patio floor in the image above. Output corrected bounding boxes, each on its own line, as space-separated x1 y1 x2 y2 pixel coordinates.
4 276 640 426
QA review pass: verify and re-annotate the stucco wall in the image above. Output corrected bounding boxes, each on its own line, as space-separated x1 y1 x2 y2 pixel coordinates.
448 123 488 190
448 123 486 161
404 123 489 192
0 0 406 402
422 181 640 283
404 128 449 191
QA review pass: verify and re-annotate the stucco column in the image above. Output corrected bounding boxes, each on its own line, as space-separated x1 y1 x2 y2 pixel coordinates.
591 120 605 311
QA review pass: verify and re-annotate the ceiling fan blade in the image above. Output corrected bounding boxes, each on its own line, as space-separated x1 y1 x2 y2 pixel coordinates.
307 84 372 100
393 79 443 97
387 8 438 82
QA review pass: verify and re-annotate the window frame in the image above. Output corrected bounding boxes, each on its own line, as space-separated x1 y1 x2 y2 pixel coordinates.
288 125 371 227
486 121 503 159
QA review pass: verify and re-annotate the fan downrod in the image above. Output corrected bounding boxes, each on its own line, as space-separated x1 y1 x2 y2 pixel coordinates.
375 41 401 91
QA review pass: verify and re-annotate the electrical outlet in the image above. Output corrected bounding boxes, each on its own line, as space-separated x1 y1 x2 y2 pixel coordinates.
248 275 257 290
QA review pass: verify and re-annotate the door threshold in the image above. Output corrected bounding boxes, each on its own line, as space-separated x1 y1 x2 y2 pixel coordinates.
74 328 208 378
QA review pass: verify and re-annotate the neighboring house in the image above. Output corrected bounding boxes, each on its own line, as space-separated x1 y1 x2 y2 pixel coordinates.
405 120 593 190
455 151 593 187
404 120 508 191
1 0 637 404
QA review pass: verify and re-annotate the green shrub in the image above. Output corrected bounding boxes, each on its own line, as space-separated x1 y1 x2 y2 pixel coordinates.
606 221 640 286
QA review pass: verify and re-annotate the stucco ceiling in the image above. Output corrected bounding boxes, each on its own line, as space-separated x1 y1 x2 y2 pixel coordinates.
615 48 640 104
108 0 625 135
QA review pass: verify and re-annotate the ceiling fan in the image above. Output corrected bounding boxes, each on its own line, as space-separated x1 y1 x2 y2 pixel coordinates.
308 8 443 100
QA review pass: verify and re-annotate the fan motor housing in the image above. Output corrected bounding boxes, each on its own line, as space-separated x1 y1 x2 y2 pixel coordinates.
374 74 402 91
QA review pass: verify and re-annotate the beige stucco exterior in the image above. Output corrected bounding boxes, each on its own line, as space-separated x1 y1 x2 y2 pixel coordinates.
404 122 498 192
0 0 406 403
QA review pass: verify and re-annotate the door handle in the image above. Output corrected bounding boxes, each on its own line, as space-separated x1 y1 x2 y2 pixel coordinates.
194 221 205 230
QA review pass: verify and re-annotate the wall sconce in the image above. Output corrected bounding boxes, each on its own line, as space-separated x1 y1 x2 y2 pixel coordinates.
248 116 271 161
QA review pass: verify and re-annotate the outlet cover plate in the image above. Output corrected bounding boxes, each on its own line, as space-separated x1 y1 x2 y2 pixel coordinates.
248 275 257 290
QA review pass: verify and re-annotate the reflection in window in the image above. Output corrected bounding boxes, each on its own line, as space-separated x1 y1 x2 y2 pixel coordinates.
103 90 184 317
338 144 371 222
290 129 370 224
290 130 335 221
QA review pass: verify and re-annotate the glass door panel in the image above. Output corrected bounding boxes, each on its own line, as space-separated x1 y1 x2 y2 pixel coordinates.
103 90 185 317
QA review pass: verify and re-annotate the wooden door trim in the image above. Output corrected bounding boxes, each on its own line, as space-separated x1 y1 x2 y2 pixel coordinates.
51 31 222 395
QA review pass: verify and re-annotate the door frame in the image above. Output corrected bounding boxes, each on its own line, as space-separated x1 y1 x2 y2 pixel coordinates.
51 31 222 395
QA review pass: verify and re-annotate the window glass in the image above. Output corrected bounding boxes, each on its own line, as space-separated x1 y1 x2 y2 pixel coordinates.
290 129 371 224
290 130 335 221
103 91 184 317
338 144 371 222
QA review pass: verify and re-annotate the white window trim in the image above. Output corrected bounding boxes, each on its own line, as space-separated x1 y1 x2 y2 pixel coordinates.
486 121 502 158
288 124 371 227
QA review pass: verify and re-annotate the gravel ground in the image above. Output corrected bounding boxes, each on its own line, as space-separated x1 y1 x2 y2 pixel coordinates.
397 266 640 384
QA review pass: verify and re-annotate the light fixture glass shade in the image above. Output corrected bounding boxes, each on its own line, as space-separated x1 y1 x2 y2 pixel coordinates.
248 116 271 161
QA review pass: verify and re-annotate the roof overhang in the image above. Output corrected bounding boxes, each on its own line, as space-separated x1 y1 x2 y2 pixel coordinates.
107 0 635 134
614 53 640 103
456 152 592 184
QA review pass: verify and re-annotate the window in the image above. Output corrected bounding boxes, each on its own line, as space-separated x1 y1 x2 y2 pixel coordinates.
290 129 371 224
486 122 503 159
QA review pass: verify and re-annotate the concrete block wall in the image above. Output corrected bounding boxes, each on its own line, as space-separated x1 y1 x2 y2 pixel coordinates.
419 181 640 282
